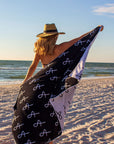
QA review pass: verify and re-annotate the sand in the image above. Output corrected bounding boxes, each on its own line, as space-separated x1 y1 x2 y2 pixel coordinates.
0 78 114 144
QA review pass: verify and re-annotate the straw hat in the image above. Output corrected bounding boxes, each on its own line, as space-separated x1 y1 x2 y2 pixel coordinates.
36 23 65 37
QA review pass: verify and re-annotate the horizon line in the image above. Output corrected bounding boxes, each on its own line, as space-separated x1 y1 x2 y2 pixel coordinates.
0 59 114 64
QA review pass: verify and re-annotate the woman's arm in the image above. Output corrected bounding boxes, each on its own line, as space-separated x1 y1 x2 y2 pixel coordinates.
22 53 40 83
58 25 104 52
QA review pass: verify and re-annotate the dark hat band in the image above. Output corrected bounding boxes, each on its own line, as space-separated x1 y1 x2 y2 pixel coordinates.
44 29 58 33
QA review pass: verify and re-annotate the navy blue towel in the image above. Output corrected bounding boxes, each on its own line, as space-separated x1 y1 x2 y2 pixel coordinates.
12 26 101 144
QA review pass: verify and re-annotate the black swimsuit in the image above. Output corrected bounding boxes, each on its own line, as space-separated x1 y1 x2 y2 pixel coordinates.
43 64 48 67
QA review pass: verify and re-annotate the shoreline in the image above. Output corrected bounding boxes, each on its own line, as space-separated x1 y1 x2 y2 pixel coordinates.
0 75 114 86
82 75 114 80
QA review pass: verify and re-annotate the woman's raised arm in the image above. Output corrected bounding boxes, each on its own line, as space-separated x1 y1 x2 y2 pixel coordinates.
57 25 104 53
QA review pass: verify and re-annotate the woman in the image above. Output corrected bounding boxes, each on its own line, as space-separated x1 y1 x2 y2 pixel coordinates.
23 23 103 84
12 23 104 144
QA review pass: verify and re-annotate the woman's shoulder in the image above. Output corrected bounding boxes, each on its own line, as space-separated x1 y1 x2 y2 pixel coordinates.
55 42 69 55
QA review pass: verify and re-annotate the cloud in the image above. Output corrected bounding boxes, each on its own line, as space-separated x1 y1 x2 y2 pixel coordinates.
93 3 114 17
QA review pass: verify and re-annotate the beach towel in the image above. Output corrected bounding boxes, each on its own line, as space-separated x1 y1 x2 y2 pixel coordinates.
12 26 101 144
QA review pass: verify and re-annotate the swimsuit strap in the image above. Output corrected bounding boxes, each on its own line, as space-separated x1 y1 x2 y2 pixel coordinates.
43 64 48 67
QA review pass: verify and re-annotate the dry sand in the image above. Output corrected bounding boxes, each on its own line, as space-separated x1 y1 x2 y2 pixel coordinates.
0 78 114 144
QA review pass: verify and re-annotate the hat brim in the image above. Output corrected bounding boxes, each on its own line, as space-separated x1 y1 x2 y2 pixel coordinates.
36 32 65 37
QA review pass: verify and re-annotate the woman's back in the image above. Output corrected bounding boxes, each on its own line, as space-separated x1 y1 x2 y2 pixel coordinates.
40 44 65 67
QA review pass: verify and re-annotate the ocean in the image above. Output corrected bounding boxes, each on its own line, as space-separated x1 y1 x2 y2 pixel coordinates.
0 60 114 85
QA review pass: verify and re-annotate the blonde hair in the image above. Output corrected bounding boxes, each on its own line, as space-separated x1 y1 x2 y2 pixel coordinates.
34 34 58 56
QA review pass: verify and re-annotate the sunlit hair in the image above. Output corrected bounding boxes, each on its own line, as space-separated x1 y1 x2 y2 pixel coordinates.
34 34 58 56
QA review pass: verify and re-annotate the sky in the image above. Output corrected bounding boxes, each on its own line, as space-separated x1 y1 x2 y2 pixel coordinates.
0 0 114 63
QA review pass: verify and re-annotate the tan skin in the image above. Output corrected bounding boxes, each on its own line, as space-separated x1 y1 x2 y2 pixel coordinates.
22 25 103 144
23 25 103 84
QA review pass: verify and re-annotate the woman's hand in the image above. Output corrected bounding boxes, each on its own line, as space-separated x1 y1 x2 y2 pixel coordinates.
98 25 104 31
20 79 27 87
